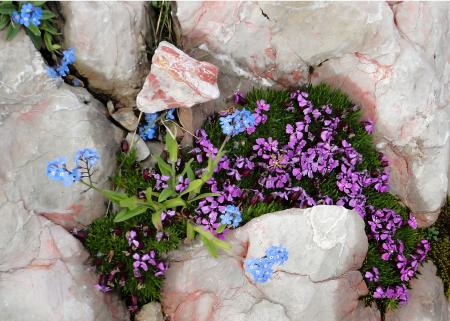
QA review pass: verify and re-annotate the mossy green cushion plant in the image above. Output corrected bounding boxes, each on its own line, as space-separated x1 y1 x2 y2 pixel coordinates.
49 84 434 316
428 197 450 298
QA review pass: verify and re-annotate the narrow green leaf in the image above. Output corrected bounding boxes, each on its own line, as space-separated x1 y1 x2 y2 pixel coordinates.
180 179 204 196
31 1 47 6
216 224 226 234
43 31 53 51
0 15 9 31
185 161 195 181
200 235 218 258
165 131 178 163
0 6 15 15
158 188 174 203
27 23 40 36
100 189 129 203
194 226 231 251
154 155 172 176
0 2 14 9
188 192 220 203
113 206 147 223
41 22 60 35
25 28 41 49
119 197 139 210
180 158 193 177
151 210 163 230
186 221 195 241
162 197 186 209
51 43 61 50
5 23 20 40
40 9 55 20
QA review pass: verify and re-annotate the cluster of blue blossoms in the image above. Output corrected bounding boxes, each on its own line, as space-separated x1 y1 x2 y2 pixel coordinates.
244 245 288 283
48 48 76 78
12 3 42 27
139 109 175 141
46 148 100 187
219 108 255 136
219 205 242 228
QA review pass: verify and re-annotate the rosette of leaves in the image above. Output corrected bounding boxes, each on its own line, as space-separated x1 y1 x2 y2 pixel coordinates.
102 131 231 257
0 1 61 51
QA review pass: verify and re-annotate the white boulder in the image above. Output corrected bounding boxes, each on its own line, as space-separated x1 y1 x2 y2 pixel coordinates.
162 206 380 321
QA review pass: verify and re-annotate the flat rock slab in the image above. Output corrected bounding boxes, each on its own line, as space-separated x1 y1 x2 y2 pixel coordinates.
162 205 380 321
136 41 220 114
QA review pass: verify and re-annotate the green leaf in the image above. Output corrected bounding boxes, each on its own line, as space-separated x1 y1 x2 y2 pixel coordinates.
188 192 220 203
119 196 139 210
27 23 40 36
25 28 41 49
216 224 226 234
154 155 172 176
158 188 174 203
185 161 196 181
0 15 9 31
6 22 20 40
194 226 231 252
200 235 218 258
100 189 129 203
31 1 47 6
180 159 193 177
41 22 59 35
186 221 195 241
50 43 61 50
113 206 148 222
43 31 53 51
165 131 178 163
40 9 55 20
180 179 204 196
151 210 163 230
162 197 186 208
0 3 15 15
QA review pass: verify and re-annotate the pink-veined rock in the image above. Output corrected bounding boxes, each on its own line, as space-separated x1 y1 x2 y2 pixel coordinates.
162 206 381 321
175 1 450 226
136 41 220 114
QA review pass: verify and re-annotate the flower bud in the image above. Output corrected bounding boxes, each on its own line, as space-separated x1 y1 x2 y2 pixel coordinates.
121 140 129 153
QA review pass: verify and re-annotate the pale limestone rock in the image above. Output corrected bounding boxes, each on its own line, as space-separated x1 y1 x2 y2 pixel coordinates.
162 206 380 321
136 41 220 114
385 262 449 321
0 210 130 321
111 108 139 131
136 302 164 321
175 1 450 224
126 132 150 161
61 1 150 108
0 31 127 320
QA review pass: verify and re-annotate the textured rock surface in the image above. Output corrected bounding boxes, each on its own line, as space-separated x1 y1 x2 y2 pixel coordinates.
0 31 127 320
175 1 450 225
385 261 449 321
136 41 220 114
126 132 150 161
0 31 123 229
61 1 150 108
163 206 380 321
136 302 164 321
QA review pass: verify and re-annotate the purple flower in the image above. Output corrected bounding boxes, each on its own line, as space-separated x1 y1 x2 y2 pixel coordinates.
364 120 374 134
175 176 190 192
364 267 380 282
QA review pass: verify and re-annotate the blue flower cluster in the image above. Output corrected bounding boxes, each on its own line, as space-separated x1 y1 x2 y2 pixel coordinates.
46 148 100 187
220 108 255 136
244 245 288 283
12 3 42 27
219 205 242 228
138 109 176 141
75 148 100 167
47 48 76 78
47 157 81 187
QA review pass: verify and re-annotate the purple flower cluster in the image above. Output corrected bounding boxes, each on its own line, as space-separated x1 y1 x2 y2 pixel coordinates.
187 89 429 306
